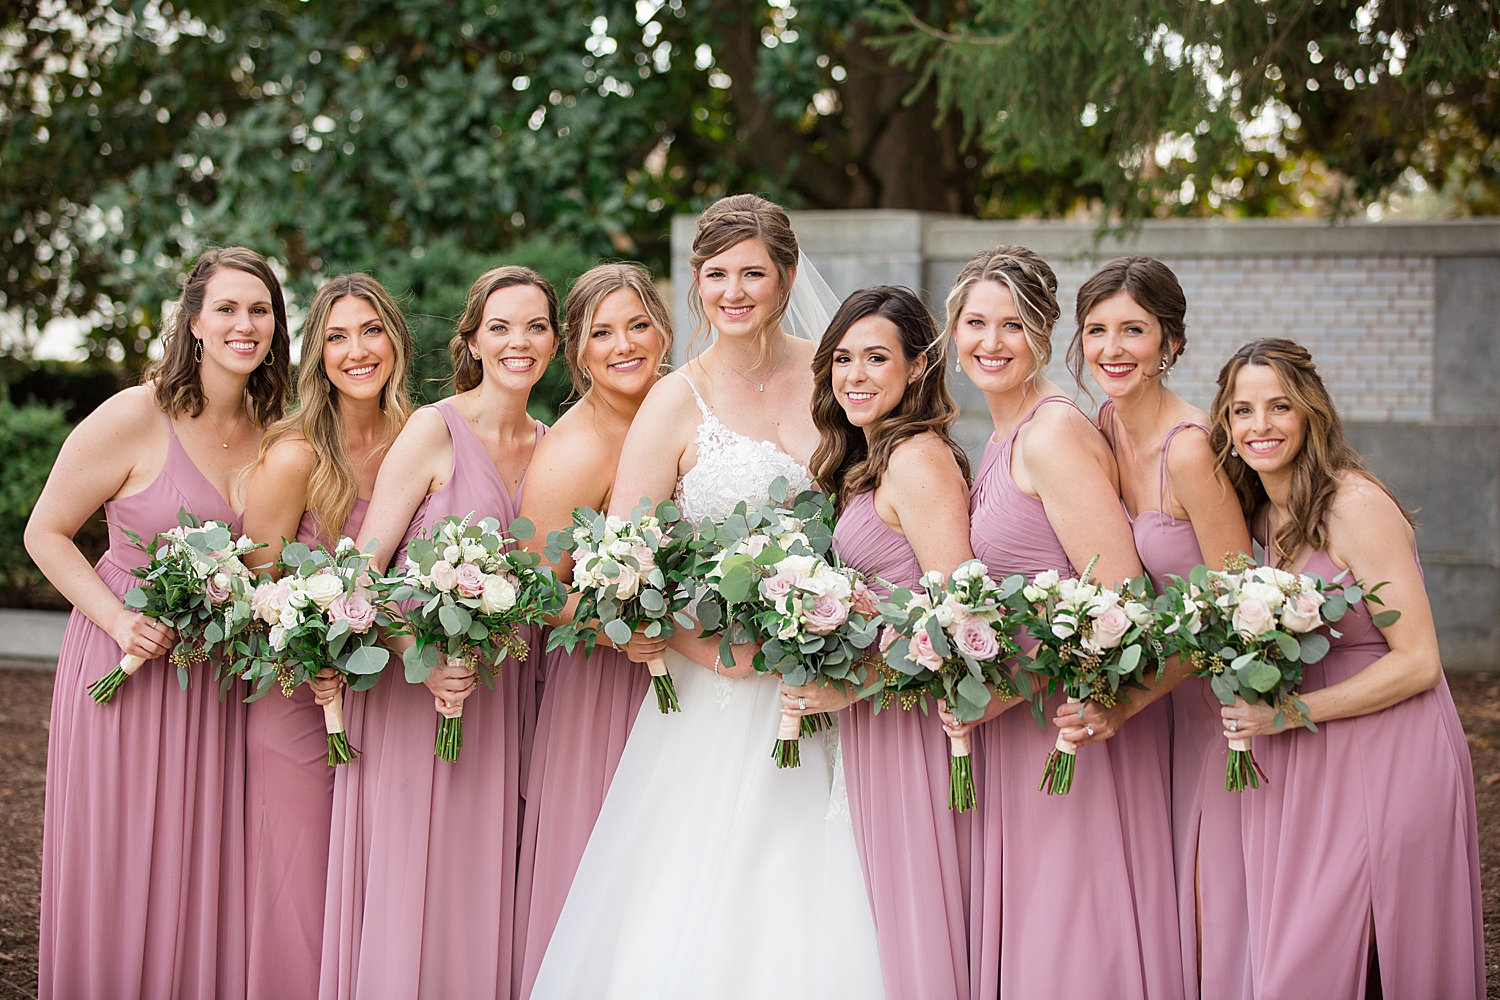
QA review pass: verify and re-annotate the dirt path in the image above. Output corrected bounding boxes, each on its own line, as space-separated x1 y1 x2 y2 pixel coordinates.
1 668 1498 998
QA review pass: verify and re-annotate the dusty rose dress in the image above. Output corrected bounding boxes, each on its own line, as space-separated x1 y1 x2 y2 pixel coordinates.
1103 404 1252 1000
513 639 651 999
834 490 971 1000
1242 548 1483 998
245 498 369 1000
319 400 543 1000
39 412 248 1000
966 397 1182 1000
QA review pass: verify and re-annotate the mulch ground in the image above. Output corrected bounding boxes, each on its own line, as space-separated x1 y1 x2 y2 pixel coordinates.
0 667 1499 998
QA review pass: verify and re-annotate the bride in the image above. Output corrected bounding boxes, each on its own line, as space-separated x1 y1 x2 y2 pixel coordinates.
528 195 885 999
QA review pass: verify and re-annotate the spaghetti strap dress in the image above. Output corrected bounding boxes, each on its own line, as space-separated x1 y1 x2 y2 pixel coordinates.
966 396 1182 1000
319 400 544 1000
245 498 368 1000
834 490 971 1000
1242 548 1483 998
1101 402 1252 1000
39 410 249 1000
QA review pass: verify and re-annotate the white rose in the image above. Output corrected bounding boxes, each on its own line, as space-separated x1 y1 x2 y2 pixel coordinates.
1280 590 1326 633
269 624 288 651
1239 581 1284 611
1022 584 1047 603
288 583 311 609
479 574 517 614
608 538 635 559
777 554 818 577
463 542 486 562
1233 598 1277 637
304 572 345 610
1124 600 1154 626
613 564 642 600
278 605 300 630
442 544 462 564
604 515 627 533
1033 569 1060 590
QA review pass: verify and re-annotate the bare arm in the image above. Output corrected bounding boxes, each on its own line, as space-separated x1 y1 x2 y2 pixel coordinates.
240 437 315 575
606 373 697 519
876 432 975 575
1168 428 1253 572
518 417 616 626
355 407 452 574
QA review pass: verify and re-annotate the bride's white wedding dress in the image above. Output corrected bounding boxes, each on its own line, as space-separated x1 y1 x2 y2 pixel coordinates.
529 374 885 999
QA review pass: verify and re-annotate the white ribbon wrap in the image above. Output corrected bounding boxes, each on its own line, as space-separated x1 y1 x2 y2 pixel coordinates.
323 688 345 736
118 653 146 676
950 733 971 758
647 657 668 678
1056 697 1082 756
1228 736 1252 754
777 710 800 741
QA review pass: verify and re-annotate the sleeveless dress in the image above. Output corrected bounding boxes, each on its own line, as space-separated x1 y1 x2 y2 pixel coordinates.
529 373 884 1000
1243 548 1483 998
319 400 544 1000
40 412 248 1000
966 396 1182 1000
834 491 970 1000
246 498 369 1000
1100 403 1252 1000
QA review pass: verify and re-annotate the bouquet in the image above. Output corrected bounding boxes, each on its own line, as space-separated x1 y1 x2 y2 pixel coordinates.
387 513 564 761
1017 557 1161 795
91 508 263 704
544 499 698 714
1171 558 1399 790
695 480 879 767
876 560 1023 811
235 537 394 765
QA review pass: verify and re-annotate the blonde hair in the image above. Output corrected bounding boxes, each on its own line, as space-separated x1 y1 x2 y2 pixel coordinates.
255 274 415 542
687 194 799 364
561 263 674 397
942 245 1060 385
449 266 560 392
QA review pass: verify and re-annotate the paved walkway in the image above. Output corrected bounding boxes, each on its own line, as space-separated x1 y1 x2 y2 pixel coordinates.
0 608 68 670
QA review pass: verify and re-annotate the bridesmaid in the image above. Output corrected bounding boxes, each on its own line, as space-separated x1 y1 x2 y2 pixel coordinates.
26 247 291 999
319 266 556 1000
785 286 975 1000
513 263 672 999
940 245 1182 1000
240 274 414 1000
1067 256 1253 1000
1211 338 1483 998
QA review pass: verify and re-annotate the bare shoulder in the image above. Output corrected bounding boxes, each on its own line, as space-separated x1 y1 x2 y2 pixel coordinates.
1023 400 1105 457
78 384 160 434
1164 423 1217 477
260 433 317 477
627 370 701 435
887 430 962 478
531 407 616 469
394 404 451 447
1327 472 1412 538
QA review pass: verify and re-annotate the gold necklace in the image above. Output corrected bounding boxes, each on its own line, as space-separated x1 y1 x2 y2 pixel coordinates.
204 406 242 449
722 347 785 392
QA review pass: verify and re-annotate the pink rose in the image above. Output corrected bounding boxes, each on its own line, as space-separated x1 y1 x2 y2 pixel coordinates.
250 578 290 624
911 628 944 670
1086 605 1130 652
1233 598 1276 637
1280 590 1325 633
205 573 231 605
632 545 656 570
455 562 486 598
953 617 1001 661
850 579 878 618
878 624 897 654
429 560 458 593
803 592 849 635
761 569 802 600
328 593 378 633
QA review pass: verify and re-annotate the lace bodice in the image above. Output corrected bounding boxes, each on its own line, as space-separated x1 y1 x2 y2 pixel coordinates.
672 373 813 523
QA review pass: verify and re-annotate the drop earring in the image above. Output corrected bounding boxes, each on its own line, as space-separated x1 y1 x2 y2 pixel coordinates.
1230 447 1239 458
194 338 203 362
1158 356 1170 372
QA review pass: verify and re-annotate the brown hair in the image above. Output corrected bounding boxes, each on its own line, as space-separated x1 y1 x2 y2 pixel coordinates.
255 274 415 542
1208 337 1414 565
810 286 971 511
941 245 1060 384
449 266 560 392
687 194 799 362
147 246 291 427
560 263 673 397
1069 254 1188 394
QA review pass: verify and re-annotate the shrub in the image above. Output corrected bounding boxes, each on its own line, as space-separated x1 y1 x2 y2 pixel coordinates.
0 389 75 608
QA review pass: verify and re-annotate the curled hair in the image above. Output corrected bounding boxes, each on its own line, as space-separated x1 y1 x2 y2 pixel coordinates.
147 246 291 427
687 194 799 364
255 274 415 543
810 286 971 511
561 263 673 398
942 245 1060 384
449 266 560 392
1069 255 1188 394
1208 337 1414 565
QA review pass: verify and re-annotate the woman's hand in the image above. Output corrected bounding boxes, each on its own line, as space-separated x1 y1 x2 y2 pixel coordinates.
937 699 979 740
1221 698 1279 740
424 654 479 716
1052 699 1130 748
622 626 668 664
715 641 761 681
309 667 343 707
109 608 175 661
781 679 856 716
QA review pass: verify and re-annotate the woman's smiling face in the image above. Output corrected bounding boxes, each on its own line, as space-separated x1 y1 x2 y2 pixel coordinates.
1229 363 1307 474
830 314 921 430
954 279 1037 394
471 284 555 391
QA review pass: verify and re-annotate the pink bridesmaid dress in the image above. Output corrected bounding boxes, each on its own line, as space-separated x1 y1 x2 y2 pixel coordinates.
513 640 651 999
1104 404 1252 1000
245 498 369 1000
1242 548 1483 998
966 396 1182 1000
833 491 971 1000
319 400 544 1000
39 413 248 1000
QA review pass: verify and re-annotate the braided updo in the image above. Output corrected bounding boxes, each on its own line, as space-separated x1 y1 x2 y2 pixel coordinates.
942 245 1061 383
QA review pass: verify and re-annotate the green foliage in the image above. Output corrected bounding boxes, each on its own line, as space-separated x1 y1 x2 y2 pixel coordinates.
0 389 71 605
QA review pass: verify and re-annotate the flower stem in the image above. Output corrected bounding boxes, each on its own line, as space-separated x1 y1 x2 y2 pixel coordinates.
773 710 801 768
949 754 976 812
435 715 464 762
651 673 681 714
799 712 833 737
88 653 146 705
327 732 359 767
1040 747 1076 795
1225 746 1263 792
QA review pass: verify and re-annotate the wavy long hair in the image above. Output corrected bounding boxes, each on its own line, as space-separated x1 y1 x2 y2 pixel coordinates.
1208 337 1413 565
941 245 1060 385
687 193 799 366
147 246 291 427
560 263 673 398
810 286 971 511
1068 254 1188 396
449 266 560 393
254 274 415 542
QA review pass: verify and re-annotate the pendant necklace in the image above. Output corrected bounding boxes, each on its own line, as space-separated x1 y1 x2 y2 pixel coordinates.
205 407 241 449
726 349 785 392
